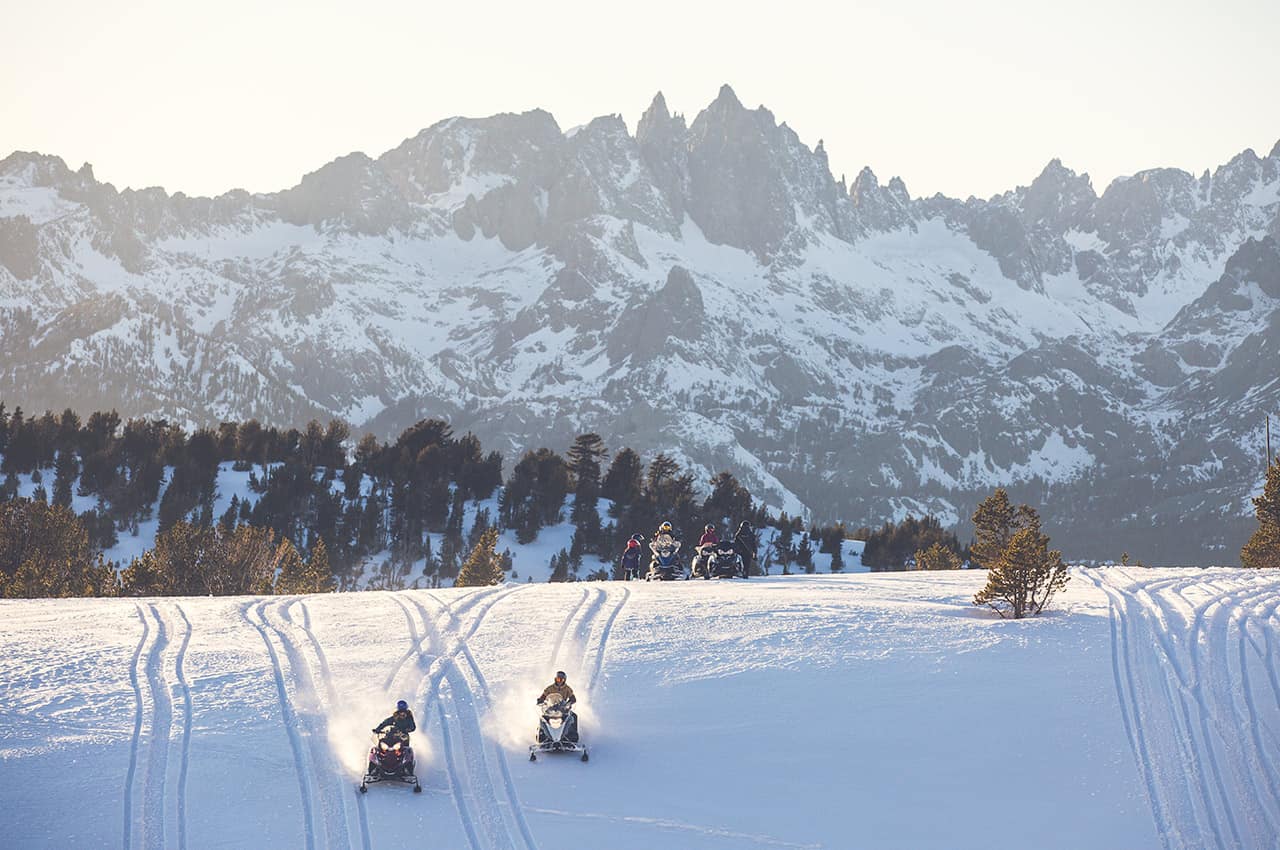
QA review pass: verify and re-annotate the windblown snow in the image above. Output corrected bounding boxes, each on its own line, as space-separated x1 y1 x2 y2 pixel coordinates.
4 568 1279 849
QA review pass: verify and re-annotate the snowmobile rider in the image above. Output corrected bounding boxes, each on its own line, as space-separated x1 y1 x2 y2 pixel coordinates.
693 523 721 576
373 699 417 744
733 521 757 579
653 520 678 542
538 671 577 707
537 671 579 742
620 537 643 581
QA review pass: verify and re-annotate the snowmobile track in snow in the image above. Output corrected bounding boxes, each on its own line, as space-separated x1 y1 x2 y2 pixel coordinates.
122 605 149 850
586 587 629 695
120 603 188 850
172 604 193 850
270 598 361 850
410 588 537 850
1089 568 1280 850
243 600 319 850
380 587 527 850
424 591 541 850
140 604 174 850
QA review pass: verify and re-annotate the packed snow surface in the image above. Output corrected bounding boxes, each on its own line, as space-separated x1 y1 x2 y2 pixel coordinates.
3 568 1279 849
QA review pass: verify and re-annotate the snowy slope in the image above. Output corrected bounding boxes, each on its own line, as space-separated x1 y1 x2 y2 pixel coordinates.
4 569 1277 849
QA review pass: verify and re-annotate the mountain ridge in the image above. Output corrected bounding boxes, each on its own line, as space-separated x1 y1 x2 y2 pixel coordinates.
2 87 1278 563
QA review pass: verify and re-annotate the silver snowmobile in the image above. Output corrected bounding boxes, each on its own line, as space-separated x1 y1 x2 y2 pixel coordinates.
529 698 588 762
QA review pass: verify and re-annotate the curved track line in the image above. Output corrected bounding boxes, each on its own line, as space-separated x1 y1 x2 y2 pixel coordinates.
548 587 590 667
123 605 150 850
1083 570 1171 850
587 587 630 695
172 605 193 850
1101 569 1280 850
290 599 373 850
271 599 355 850
1190 580 1280 841
1130 575 1230 850
1156 579 1246 849
415 589 532 850
1229 588 1280 818
412 591 508 850
436 698 484 850
141 604 173 850
244 601 317 850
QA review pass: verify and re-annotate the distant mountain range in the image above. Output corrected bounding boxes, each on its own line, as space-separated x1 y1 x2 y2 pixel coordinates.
2 85 1277 563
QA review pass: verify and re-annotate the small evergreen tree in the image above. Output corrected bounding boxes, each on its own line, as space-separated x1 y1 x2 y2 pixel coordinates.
971 488 1036 570
915 542 962 571
456 527 504 587
1242 460 1280 569
973 522 1069 618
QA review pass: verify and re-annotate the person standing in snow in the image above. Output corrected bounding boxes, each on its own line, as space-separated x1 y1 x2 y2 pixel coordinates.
733 521 757 579
620 536 644 580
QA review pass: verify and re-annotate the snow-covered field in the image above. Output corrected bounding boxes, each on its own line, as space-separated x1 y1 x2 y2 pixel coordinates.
2 568 1278 849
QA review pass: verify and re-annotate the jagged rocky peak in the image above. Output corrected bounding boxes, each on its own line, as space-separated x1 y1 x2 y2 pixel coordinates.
273 151 409 234
378 108 564 202
1019 158 1096 231
849 167 912 232
1093 166 1199 246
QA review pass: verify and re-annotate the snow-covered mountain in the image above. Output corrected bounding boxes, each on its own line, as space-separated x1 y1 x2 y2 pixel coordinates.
2 86 1278 562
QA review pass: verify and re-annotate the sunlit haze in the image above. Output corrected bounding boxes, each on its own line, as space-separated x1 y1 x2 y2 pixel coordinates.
2 0 1277 199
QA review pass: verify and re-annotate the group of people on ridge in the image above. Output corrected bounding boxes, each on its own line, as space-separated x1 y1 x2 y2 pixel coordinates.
619 520 757 580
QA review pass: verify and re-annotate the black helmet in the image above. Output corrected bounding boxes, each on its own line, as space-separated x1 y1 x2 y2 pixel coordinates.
396 699 408 711
554 671 567 683
739 521 753 532
704 524 715 533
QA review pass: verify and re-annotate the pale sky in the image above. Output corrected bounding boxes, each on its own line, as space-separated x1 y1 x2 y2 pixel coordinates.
2 0 1277 201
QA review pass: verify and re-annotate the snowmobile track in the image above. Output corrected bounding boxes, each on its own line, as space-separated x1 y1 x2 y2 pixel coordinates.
587 587 629 695
122 604 150 850
270 599 359 850
138 604 173 850
548 587 590 667
172 604 193 850
1092 569 1280 850
424 593 540 850
1083 569 1170 850
411 590 537 850
243 600 318 850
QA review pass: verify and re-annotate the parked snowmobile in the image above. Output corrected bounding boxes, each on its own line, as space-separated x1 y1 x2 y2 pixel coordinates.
646 534 684 581
360 729 422 793
708 541 745 578
529 698 588 762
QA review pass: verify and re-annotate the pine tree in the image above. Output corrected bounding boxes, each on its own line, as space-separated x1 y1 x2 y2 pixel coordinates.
456 527 504 587
915 541 962 571
1242 459 1280 569
273 538 308 594
52 449 78 507
973 522 1069 618
830 539 845 573
971 488 1037 570
305 537 336 593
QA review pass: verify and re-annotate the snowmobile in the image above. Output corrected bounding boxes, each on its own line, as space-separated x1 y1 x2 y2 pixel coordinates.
529 698 588 762
708 541 745 578
646 534 684 581
690 543 714 579
360 730 422 793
